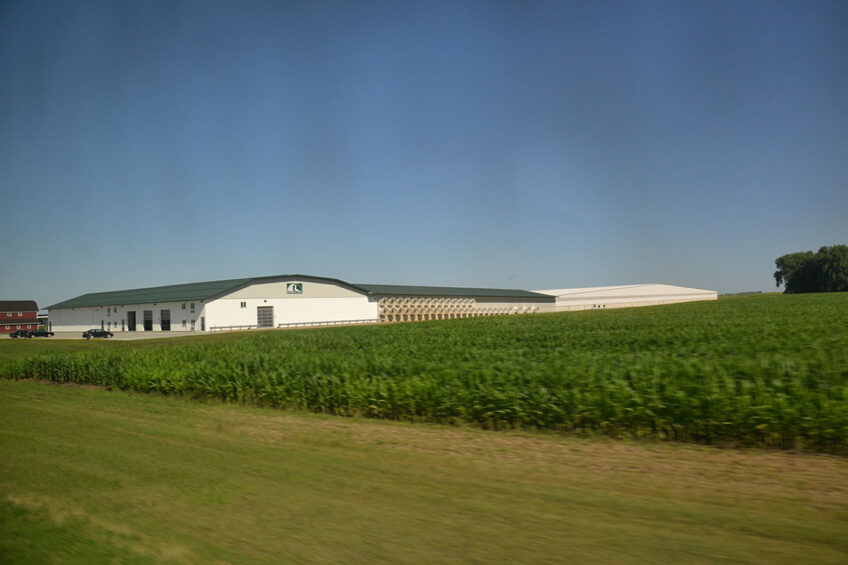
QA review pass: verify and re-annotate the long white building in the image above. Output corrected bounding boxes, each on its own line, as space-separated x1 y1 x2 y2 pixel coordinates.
47 274 556 333
534 283 718 311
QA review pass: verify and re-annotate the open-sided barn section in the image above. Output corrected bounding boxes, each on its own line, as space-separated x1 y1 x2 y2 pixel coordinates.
363 283 554 323
534 283 718 311
46 275 556 333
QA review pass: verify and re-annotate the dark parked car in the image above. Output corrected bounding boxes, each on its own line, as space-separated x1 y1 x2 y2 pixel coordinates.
83 329 113 339
28 330 55 338
9 330 31 338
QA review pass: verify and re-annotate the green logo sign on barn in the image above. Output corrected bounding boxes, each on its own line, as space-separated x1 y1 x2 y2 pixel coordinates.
286 283 303 295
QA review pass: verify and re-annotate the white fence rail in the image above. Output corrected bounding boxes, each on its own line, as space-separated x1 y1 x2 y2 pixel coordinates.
277 319 378 329
210 324 259 332
210 319 379 332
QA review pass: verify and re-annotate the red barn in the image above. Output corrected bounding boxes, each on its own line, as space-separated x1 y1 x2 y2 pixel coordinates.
1 300 39 334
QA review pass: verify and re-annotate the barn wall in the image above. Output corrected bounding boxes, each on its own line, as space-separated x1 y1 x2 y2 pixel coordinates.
49 301 207 332
205 296 378 329
537 285 718 311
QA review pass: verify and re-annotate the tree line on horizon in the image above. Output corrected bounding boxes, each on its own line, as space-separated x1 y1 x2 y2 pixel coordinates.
774 244 848 294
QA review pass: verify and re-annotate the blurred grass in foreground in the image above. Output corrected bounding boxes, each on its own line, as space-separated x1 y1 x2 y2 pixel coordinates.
1 379 847 564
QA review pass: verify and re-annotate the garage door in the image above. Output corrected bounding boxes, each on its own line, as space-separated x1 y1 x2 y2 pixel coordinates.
257 306 274 328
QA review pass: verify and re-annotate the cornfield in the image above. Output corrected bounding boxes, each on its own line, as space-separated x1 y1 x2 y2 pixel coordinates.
3 293 847 452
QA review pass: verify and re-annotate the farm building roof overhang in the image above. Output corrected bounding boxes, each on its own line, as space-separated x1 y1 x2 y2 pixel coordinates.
47 275 554 310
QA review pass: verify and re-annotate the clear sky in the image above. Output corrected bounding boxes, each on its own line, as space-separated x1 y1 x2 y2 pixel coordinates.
2 0 846 308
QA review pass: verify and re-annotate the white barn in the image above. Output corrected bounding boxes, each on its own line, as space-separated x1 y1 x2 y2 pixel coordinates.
534 283 718 311
47 274 556 333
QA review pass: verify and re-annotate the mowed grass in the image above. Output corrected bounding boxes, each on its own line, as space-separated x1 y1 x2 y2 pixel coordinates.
0 330 260 366
2 379 847 564
3 293 847 451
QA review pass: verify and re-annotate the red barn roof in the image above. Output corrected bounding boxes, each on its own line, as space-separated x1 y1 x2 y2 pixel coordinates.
0 300 38 312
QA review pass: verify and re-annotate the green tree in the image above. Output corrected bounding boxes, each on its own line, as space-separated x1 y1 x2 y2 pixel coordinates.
774 251 815 292
774 245 848 293
815 244 848 292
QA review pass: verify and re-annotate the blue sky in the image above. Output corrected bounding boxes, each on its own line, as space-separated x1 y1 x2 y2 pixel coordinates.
2 0 846 307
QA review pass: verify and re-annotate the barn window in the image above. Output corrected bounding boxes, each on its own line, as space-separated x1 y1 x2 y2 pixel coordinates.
18 312 22 316
182 303 186 310
4 325 9 330
190 303 195 313
240 302 246 308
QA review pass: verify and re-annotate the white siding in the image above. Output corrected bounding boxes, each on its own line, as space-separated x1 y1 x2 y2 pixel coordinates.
223 280 363 300
48 301 205 333
205 279 378 328
205 297 377 329
49 279 378 333
534 284 718 311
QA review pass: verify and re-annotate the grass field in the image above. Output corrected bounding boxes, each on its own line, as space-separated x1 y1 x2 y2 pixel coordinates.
2 379 847 564
3 293 847 451
0 331 259 366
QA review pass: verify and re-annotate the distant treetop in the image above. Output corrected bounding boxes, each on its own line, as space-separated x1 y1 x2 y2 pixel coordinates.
774 245 848 293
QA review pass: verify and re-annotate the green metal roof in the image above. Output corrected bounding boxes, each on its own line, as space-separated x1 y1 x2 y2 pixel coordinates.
353 283 554 301
48 275 554 309
46 277 255 309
